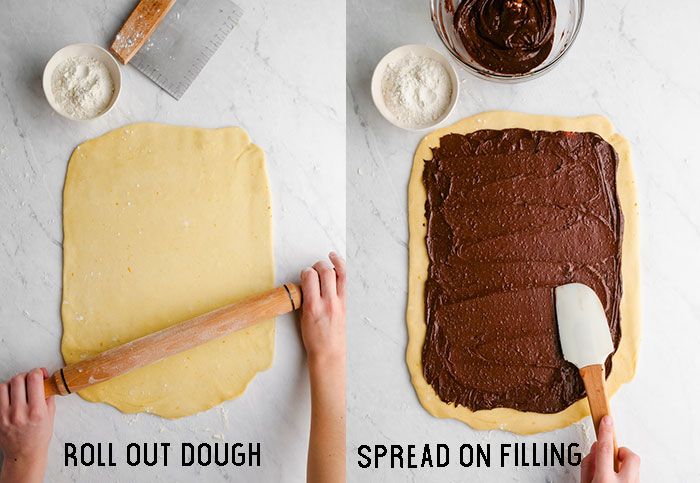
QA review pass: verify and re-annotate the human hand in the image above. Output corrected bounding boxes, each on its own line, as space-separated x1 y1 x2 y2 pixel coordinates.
0 368 55 483
300 252 346 483
581 416 640 483
300 251 346 364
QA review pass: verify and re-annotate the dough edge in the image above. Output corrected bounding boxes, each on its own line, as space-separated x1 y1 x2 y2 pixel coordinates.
61 123 275 419
406 111 640 435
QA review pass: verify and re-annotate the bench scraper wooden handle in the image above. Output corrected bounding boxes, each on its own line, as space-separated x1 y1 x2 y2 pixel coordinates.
110 0 177 65
44 283 301 397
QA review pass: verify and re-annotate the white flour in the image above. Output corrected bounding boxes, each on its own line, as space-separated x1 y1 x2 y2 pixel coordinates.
51 56 114 120
381 52 452 127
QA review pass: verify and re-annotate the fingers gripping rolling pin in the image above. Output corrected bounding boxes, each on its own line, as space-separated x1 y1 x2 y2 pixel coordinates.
44 283 302 397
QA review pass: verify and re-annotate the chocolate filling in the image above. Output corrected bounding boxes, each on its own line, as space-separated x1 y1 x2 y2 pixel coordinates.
455 0 556 74
422 129 623 413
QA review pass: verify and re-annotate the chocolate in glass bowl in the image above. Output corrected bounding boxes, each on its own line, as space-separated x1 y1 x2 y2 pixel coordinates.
431 0 584 82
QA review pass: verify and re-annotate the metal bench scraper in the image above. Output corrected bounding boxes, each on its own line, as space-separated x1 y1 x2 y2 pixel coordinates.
110 0 243 100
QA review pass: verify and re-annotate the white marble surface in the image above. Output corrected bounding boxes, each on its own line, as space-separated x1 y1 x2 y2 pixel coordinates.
348 0 700 481
0 0 344 481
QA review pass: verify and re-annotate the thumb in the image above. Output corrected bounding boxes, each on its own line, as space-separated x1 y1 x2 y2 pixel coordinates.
595 415 615 473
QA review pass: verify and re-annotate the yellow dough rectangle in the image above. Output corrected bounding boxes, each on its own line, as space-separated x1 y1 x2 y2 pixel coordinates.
61 123 275 419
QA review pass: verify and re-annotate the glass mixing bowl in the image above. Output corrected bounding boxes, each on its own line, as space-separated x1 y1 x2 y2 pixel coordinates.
430 0 584 82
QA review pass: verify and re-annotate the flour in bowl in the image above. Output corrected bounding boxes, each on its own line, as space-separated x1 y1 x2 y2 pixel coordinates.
381 52 452 127
51 56 114 120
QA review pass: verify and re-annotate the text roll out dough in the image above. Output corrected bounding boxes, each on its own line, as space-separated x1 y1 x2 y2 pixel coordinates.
406 112 640 434
61 123 275 419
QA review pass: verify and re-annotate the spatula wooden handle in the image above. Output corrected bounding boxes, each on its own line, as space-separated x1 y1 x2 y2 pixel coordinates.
110 0 177 65
44 283 301 398
580 364 620 472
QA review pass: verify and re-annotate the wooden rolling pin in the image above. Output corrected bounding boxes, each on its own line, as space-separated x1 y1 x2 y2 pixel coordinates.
44 283 302 397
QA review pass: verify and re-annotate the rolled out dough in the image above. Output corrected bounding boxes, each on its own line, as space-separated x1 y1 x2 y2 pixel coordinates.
406 112 641 434
61 123 275 418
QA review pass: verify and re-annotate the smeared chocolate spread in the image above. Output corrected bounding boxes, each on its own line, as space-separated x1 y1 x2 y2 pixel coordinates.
422 129 622 413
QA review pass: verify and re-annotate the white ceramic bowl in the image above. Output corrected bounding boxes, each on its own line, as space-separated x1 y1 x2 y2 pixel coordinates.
42 43 121 121
371 44 459 131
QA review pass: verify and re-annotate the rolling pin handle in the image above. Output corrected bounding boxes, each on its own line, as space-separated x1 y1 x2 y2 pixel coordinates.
284 283 303 311
44 369 70 398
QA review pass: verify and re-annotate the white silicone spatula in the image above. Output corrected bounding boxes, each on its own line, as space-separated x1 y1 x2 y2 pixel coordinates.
555 283 620 472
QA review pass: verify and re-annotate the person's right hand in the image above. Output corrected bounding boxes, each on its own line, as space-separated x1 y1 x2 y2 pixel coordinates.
581 416 640 483
299 251 346 363
0 368 55 483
